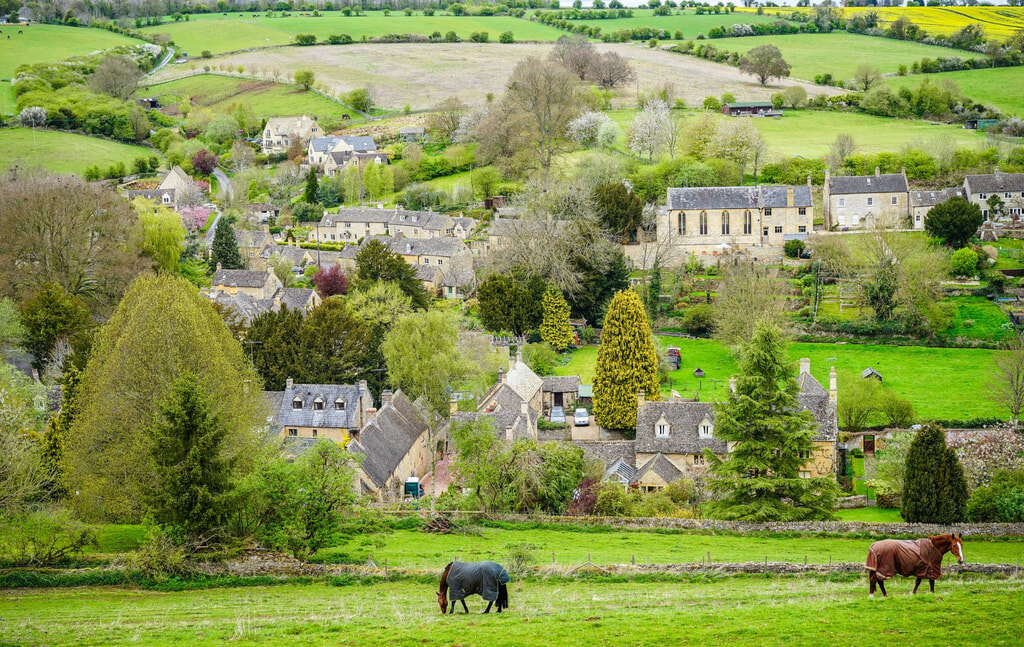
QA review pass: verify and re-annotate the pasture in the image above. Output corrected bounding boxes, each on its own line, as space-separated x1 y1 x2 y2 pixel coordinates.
553 337 1007 422
883 67 1024 118
0 80 14 114
0 128 154 175
139 74 350 121
705 32 979 83
140 13 565 56
2 576 1022 646
0 23 142 79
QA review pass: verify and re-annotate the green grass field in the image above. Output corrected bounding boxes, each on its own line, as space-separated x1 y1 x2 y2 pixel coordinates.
0 128 155 175
0 24 142 79
138 74 349 120
559 8 781 40
0 80 15 115
943 296 1014 343
835 508 903 523
3 576 1022 646
554 337 1007 421
706 32 976 83
883 67 1024 118
141 13 565 55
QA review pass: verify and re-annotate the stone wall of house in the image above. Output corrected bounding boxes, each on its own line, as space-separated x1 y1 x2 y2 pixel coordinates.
836 495 868 509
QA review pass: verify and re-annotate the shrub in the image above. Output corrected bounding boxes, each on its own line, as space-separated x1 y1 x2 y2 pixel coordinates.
0 509 97 566
294 33 317 45
469 31 489 43
950 247 978 278
499 30 514 43
967 469 1024 522
681 304 715 335
784 239 805 259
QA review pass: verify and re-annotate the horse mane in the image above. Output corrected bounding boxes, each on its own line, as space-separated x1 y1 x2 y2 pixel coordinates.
928 534 955 554
439 561 453 595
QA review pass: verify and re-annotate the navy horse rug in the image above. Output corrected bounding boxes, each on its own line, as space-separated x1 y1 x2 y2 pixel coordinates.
438 561 510 614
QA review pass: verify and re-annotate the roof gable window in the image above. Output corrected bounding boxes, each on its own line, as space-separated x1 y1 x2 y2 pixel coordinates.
313 397 325 411
655 415 670 438
698 418 714 438
334 398 346 411
292 397 303 410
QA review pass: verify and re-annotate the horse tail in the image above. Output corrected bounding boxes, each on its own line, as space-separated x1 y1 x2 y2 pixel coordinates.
496 582 508 610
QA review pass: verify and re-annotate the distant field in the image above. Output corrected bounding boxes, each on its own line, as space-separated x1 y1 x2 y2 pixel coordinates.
554 337 1007 422
883 67 1024 118
139 74 350 120
745 6 1024 40
559 8 782 40
706 33 976 83
0 23 142 79
0 81 14 115
141 13 565 55
0 128 154 175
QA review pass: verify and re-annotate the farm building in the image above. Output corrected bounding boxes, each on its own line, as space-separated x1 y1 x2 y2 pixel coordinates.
721 101 781 117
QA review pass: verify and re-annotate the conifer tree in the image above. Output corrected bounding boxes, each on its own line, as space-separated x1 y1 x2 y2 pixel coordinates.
210 217 244 270
593 288 660 436
353 239 431 309
40 365 82 501
901 424 968 523
304 168 319 204
705 322 840 521
539 285 574 352
148 372 236 541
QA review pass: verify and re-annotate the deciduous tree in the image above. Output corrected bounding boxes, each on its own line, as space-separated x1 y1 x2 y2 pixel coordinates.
88 55 141 101
19 283 92 375
311 264 348 297
593 289 660 435
353 239 430 309
992 336 1024 427
133 198 186 273
738 44 791 86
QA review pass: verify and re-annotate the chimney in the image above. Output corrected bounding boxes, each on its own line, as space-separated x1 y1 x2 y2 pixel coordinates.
829 366 838 403
799 357 810 375
364 407 377 423
995 166 1001 177
358 379 368 395
520 400 529 417
395 204 403 212
286 377 293 389
515 348 523 366
875 166 881 177
216 262 223 272
509 353 516 370
637 390 646 406
497 367 504 383
381 389 393 407
787 186 794 207
728 377 737 393
807 173 813 189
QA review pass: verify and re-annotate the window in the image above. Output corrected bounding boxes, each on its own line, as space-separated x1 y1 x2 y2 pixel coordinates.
798 226 806 233
288 428 298 437
656 424 669 438
330 234 336 240
798 450 810 459
313 399 325 411
721 211 730 235
312 430 318 438
1006 192 1012 199
838 198 846 207
980 193 987 199
867 197 874 206
677 213 685 235
699 422 713 438
292 398 303 410
799 471 811 479
438 259 443 265
891 196 898 205
334 399 346 411
423 258 429 264
798 207 806 216
774 226 783 234
764 208 773 217
693 453 706 466
699 211 708 236
916 213 921 222
743 210 752 235
345 222 351 228
763 227 769 236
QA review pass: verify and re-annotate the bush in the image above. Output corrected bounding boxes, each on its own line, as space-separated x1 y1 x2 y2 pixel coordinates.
967 469 1024 522
681 304 715 335
594 482 633 516
469 31 489 43
950 247 978 278
784 239 805 259
499 30 514 43
0 509 97 566
118 530 194 580
294 33 317 45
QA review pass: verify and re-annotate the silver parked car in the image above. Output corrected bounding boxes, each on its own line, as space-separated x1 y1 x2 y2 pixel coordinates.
549 406 566 424
573 408 589 426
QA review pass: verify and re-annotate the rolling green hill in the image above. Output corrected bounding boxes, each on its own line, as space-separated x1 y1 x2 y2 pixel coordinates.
0 24 142 79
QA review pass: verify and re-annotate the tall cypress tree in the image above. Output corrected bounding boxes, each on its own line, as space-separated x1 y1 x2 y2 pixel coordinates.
593 288 660 436
706 322 840 521
304 168 319 204
540 286 574 352
902 424 968 524
210 217 244 270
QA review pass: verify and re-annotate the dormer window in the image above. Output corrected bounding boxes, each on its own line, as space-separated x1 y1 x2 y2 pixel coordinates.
313 397 325 411
334 399 346 411
292 397 303 410
655 415 670 438
698 419 713 438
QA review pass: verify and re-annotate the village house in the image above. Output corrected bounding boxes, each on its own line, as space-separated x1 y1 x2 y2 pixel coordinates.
347 389 432 501
659 184 814 258
307 135 377 166
249 202 281 223
310 207 475 243
261 115 323 155
628 358 838 490
123 165 195 209
721 101 781 117
377 233 474 273
269 378 374 445
322 150 389 177
204 267 321 324
234 228 274 270
451 350 543 442
910 188 963 230
963 170 1024 219
823 168 910 229
399 126 426 142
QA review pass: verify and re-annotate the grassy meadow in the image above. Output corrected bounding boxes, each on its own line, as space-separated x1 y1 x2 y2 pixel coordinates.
0 80 15 115
706 32 979 83
553 337 1007 422
3 576 1022 646
139 74 350 120
141 13 565 55
0 128 154 175
0 23 142 79
884 67 1024 118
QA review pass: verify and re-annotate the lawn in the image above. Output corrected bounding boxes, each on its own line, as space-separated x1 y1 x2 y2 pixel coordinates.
554 337 1007 422
0 23 143 79
559 8 782 40
0 128 155 175
883 67 1024 118
141 13 565 55
836 508 904 523
0 80 14 115
138 74 351 121
3 576 1022 646
703 32 969 83
941 296 1014 344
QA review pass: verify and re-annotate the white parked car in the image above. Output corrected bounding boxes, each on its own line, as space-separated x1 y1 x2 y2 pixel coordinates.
574 408 589 426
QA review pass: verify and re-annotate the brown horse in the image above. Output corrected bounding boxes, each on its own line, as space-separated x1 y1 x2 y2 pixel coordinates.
437 561 510 614
866 533 964 598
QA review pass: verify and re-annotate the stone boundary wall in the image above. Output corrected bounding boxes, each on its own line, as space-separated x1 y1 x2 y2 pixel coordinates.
835 495 868 509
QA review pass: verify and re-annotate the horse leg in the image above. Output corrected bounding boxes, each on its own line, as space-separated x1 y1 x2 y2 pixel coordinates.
869 572 876 598
461 599 469 614
484 601 493 614
878 579 887 598
929 579 935 594
448 601 456 615
913 577 922 595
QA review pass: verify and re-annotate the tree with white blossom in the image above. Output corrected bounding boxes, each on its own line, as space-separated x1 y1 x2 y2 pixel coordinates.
628 99 670 162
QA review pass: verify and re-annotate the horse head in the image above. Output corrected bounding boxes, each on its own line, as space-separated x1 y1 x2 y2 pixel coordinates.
951 533 965 564
438 562 453 614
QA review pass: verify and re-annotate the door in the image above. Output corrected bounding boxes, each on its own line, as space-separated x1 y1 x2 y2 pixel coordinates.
554 392 563 407
863 435 875 455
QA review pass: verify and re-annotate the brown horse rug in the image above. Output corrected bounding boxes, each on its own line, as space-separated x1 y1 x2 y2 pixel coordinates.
866 538 943 580
446 561 511 602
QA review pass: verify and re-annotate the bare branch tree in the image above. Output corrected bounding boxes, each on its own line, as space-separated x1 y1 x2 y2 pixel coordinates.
992 336 1024 427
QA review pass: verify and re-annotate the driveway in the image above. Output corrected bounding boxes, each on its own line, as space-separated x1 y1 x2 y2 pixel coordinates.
212 167 233 201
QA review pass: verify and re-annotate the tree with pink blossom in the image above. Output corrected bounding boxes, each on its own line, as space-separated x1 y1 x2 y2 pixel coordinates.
312 264 349 297
179 206 211 232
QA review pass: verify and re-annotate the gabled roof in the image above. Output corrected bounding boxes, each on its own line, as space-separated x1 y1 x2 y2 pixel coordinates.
964 172 1024 195
400 126 425 134
724 101 774 109
506 358 543 404
542 375 580 393
632 453 682 485
348 390 428 488
207 290 276 325
910 188 963 208
212 269 272 289
603 457 635 483
277 382 365 430
279 288 317 311
828 173 908 195
373 235 469 258
635 401 726 455
234 229 272 248
667 186 812 211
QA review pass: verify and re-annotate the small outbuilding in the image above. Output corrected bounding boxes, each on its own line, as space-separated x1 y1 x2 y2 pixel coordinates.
861 367 883 382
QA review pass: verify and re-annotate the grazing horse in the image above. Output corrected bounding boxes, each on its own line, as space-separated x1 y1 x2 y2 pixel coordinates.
865 533 964 598
437 561 510 614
